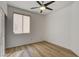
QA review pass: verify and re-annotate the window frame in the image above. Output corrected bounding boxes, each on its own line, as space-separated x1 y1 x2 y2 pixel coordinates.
13 12 31 34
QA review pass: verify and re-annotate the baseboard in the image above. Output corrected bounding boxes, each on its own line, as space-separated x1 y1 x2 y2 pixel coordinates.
71 49 79 56
45 40 70 50
45 40 78 56
6 40 45 48
6 40 79 56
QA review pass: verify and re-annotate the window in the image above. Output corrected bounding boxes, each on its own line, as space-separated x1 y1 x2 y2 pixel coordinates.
13 13 30 34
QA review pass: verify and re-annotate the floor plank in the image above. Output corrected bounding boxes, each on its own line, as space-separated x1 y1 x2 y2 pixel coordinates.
5 41 78 57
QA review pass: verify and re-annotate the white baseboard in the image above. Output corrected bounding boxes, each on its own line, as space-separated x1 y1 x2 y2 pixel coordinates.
45 40 79 56
71 50 79 56
6 40 44 48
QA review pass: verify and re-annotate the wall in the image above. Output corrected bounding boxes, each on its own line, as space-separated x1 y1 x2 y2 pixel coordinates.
0 1 7 56
45 3 72 49
45 2 79 56
6 6 45 48
70 2 79 56
0 8 5 57
0 1 7 15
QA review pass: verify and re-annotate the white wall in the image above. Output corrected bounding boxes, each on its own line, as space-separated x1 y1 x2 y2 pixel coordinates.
6 6 45 48
70 2 79 56
45 2 72 49
45 2 79 56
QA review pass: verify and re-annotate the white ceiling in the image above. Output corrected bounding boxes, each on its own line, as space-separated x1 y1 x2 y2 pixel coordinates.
7 1 74 15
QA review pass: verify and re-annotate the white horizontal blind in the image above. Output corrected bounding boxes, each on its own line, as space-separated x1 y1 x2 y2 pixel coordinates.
13 13 30 34
23 15 30 33
13 13 22 34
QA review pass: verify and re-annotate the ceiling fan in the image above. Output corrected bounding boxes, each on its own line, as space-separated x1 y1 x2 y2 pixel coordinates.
31 1 55 13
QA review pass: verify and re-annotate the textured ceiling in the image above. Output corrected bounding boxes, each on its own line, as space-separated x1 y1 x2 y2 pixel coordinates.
7 1 74 15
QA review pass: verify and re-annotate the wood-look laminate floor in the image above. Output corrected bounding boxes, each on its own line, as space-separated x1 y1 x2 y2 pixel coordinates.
5 41 78 57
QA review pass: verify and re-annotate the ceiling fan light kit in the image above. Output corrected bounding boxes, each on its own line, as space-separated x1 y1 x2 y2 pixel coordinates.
31 1 55 13
40 6 46 10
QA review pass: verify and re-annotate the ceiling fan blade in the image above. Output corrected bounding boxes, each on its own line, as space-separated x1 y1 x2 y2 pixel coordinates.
46 7 53 10
44 1 55 6
40 10 43 13
31 7 39 9
37 1 42 6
